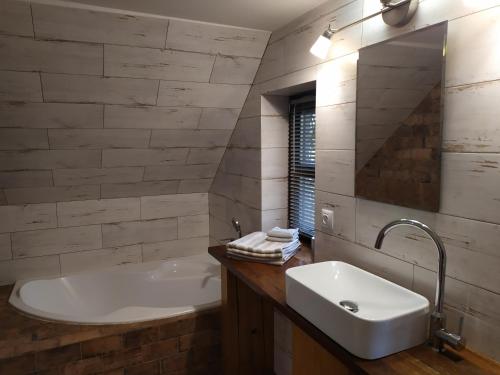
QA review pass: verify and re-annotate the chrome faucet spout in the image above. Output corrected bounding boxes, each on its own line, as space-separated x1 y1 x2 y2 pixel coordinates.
231 217 242 239
374 218 465 352
374 219 446 313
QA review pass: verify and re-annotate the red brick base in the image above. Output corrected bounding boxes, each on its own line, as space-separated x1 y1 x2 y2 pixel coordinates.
0 285 221 375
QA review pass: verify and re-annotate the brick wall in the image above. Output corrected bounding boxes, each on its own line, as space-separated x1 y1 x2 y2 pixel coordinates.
0 0 270 284
0 284 221 375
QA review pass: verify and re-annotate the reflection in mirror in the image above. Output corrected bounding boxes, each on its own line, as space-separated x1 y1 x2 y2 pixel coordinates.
355 22 447 212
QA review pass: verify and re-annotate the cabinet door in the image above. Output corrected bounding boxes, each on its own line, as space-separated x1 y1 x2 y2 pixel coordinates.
221 267 274 375
221 266 239 374
237 278 274 375
293 325 351 375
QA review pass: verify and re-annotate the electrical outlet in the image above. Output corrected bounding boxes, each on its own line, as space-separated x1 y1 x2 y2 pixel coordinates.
321 208 334 232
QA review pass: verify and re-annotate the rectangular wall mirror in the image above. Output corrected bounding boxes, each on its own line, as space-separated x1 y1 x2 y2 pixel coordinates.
355 22 447 212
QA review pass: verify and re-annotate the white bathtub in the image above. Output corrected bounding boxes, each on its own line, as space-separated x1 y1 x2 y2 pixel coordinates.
9 254 221 324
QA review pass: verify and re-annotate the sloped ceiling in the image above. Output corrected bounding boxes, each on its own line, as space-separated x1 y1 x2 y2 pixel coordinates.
56 0 328 30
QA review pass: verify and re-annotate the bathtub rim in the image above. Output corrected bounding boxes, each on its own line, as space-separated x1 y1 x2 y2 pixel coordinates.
8 253 221 326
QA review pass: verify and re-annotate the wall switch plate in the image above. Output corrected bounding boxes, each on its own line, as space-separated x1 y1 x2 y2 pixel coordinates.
321 208 334 232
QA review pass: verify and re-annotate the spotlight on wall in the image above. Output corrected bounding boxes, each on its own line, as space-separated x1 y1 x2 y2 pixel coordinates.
309 0 418 59
310 24 336 59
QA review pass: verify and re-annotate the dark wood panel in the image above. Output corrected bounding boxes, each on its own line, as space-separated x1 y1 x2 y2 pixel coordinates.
262 298 275 374
221 265 239 375
293 324 352 375
221 265 274 375
237 278 266 374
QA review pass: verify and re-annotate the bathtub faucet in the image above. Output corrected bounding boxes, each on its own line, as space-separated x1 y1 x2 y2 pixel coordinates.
231 217 242 239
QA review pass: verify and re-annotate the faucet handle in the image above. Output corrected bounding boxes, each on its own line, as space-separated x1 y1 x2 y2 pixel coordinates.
435 328 466 351
435 316 467 351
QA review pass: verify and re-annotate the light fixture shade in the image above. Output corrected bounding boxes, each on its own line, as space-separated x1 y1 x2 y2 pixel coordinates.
310 32 333 59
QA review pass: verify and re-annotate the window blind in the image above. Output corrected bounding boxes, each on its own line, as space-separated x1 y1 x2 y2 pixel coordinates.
288 95 316 239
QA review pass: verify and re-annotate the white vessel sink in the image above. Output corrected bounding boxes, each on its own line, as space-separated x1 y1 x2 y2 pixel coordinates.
286 261 429 359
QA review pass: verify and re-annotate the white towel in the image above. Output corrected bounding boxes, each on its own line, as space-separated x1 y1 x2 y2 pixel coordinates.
227 232 299 254
227 243 300 265
227 232 268 251
267 227 299 239
266 234 298 242
226 231 301 265
227 239 300 257
226 253 286 265
226 248 283 259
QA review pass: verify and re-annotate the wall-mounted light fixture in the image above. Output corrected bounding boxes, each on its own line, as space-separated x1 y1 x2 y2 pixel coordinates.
310 0 418 59
309 24 336 59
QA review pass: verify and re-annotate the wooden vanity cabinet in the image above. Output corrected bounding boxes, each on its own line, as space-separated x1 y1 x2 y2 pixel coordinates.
221 265 352 375
221 266 274 375
212 246 499 375
293 324 353 375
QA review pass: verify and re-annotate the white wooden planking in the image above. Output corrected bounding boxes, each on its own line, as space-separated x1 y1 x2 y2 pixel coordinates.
178 214 210 239
48 129 151 149
0 129 48 150
157 81 250 108
315 150 355 196
441 152 500 224
0 71 42 102
0 103 103 129
144 164 218 181
0 171 53 189
211 55 261 84
150 130 232 148
166 19 269 58
42 74 159 105
141 193 208 220
142 237 209 261
57 198 140 227
0 35 102 75
60 245 142 275
104 105 201 129
446 7 500 87
102 218 177 247
443 79 500 153
102 148 189 167
104 45 215 82
0 203 57 233
0 255 60 286
32 3 168 48
53 167 144 186
12 225 102 258
0 0 33 37
198 108 240 130
5 185 100 205
0 150 101 170
100 181 179 199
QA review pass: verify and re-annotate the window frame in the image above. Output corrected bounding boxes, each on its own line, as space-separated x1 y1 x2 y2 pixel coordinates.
287 92 316 241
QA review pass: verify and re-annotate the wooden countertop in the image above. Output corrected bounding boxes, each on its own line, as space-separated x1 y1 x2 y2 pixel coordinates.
209 245 500 375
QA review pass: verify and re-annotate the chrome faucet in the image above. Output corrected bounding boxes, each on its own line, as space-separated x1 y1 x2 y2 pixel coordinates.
374 219 466 352
231 217 242 239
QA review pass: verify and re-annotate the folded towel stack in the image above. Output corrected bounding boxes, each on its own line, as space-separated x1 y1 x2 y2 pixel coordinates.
226 228 300 265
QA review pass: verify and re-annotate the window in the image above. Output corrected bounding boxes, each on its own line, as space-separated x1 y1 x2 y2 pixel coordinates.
288 93 316 239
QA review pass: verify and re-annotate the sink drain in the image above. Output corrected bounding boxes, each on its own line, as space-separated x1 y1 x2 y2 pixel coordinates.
339 300 359 313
